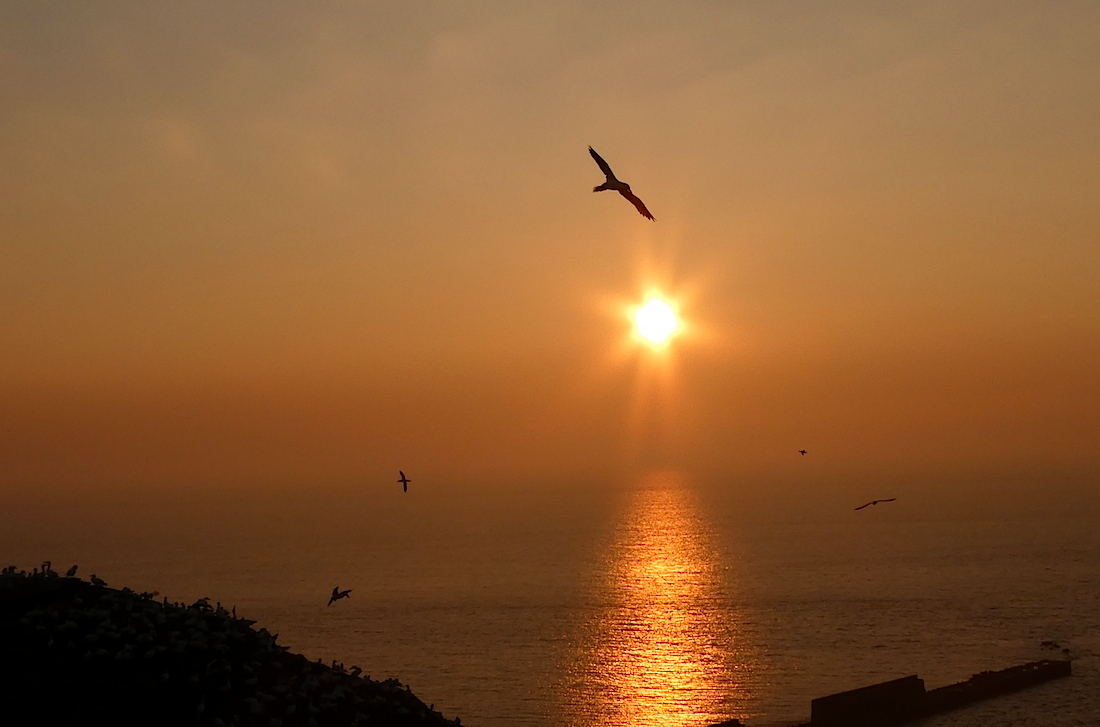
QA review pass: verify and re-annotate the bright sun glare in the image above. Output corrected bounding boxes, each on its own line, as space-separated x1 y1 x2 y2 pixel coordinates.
635 299 679 344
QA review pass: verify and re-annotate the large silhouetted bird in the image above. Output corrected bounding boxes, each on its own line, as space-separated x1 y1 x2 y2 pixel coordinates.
328 587 352 606
589 146 655 220
854 498 896 511
398 471 411 492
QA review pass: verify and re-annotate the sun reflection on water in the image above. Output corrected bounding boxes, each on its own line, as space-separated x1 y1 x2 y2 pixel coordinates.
563 472 758 727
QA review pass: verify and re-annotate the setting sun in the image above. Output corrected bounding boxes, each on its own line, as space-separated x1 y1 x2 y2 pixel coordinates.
634 298 679 345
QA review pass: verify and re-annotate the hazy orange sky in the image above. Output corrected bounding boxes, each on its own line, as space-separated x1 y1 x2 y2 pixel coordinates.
3 2 1099 498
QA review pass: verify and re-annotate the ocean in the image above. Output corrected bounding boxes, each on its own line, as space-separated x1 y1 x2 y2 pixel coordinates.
3 472 1097 727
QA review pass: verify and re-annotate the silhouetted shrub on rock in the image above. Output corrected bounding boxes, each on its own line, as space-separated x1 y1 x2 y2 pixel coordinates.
0 565 462 727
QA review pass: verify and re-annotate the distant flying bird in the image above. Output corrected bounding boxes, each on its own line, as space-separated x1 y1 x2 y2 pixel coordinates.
798 450 807 455
328 587 352 606
398 471 411 492
854 498 896 511
589 146 655 220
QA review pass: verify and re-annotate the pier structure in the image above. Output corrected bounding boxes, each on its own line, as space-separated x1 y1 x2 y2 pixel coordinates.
708 658 1072 727
807 659 1071 727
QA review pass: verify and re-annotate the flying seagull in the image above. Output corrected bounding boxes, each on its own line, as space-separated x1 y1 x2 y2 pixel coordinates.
798 450 807 455
328 587 352 606
398 471 411 492
854 498 896 511
589 146 655 220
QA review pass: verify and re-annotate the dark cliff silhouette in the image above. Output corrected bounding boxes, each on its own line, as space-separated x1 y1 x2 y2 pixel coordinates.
1 565 462 727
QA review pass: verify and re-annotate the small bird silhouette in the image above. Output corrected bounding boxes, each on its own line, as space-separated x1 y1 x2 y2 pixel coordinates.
589 147 655 220
798 450 807 455
854 498 896 511
65 564 78 578
398 471 411 492
328 587 352 606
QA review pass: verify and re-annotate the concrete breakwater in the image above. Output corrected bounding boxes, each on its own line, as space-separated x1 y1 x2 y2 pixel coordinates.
0 563 463 727
805 658 1072 727
705 658 1072 727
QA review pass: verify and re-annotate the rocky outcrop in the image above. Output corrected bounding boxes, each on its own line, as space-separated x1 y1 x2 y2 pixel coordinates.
0 564 463 727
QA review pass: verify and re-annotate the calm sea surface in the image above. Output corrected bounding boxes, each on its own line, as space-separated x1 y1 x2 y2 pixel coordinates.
3 473 1098 727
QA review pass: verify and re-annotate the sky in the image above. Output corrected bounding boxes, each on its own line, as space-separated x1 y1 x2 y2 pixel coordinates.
2 1 1099 502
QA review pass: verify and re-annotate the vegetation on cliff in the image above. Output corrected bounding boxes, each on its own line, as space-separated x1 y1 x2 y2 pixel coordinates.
0 563 462 727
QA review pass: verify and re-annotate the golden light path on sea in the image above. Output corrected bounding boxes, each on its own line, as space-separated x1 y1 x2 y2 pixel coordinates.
562 472 758 727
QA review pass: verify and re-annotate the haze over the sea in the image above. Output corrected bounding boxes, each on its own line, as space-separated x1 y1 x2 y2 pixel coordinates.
3 4 1098 512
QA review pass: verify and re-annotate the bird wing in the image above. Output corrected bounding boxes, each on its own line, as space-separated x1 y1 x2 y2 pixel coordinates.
620 189 655 220
881 498 896 502
854 502 871 510
588 146 615 179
